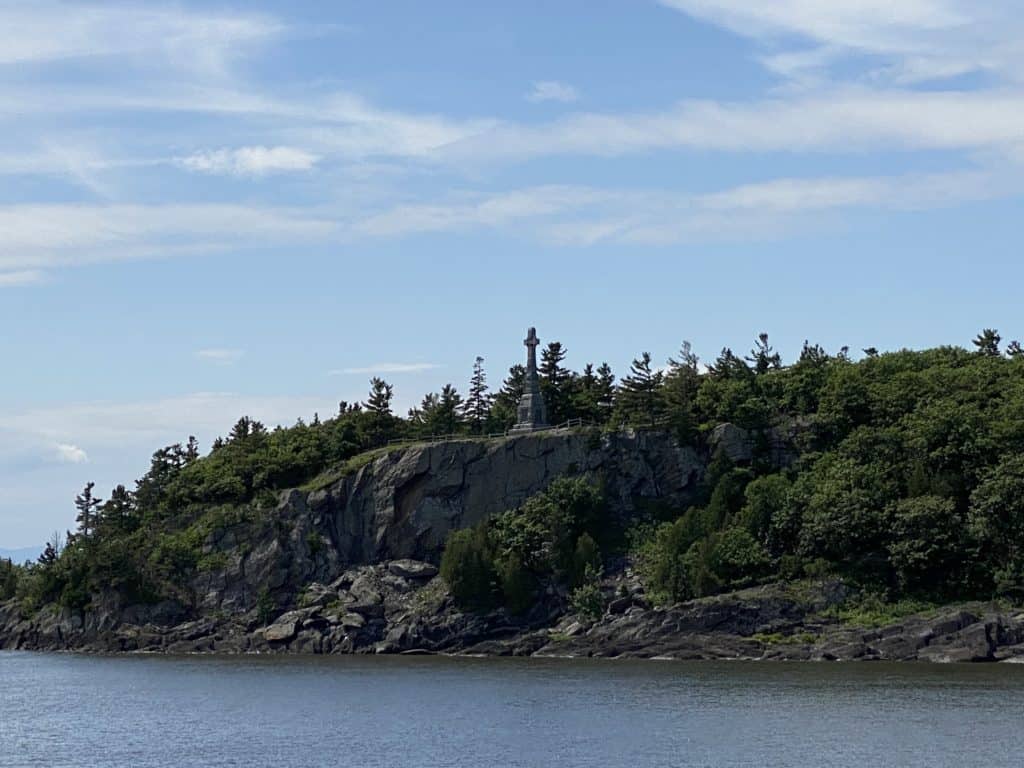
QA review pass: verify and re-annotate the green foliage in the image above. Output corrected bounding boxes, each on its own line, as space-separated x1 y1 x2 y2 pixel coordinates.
440 524 498 610
439 478 607 614
497 553 536 616
570 574 605 620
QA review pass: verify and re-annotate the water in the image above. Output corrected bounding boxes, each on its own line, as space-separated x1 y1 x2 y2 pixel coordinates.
2 652 1023 767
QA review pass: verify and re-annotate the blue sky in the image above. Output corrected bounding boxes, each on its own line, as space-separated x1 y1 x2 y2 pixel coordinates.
2 0 1024 547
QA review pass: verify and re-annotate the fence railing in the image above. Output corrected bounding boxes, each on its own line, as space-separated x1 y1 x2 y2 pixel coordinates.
386 418 594 447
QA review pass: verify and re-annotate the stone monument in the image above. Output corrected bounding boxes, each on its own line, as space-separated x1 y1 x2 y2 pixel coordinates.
512 327 549 432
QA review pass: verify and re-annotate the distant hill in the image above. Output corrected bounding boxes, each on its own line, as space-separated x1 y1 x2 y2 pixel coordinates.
0 546 43 564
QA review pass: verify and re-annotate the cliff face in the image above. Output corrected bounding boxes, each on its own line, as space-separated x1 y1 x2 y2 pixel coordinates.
190 429 702 614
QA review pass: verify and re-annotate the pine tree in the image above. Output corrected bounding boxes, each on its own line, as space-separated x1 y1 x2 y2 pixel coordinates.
99 484 135 534
540 341 575 423
74 482 103 540
595 362 616 423
437 384 464 435
489 364 526 430
365 377 394 417
1008 340 1023 358
463 356 492 434
185 436 200 463
664 341 700 442
616 352 666 426
973 328 1002 357
746 332 782 374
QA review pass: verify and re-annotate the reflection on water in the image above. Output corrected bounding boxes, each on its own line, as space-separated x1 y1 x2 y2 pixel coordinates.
2 652 1022 767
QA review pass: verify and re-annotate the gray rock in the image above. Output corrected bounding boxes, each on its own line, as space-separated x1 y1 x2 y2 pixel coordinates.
709 423 753 464
387 560 439 580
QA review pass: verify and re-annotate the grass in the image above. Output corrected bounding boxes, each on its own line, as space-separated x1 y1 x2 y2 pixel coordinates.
300 447 398 492
826 594 940 628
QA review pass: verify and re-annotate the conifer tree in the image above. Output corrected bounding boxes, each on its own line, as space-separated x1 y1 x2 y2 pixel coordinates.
74 482 102 540
540 341 575 423
664 341 700 442
490 364 527 430
365 377 394 417
616 352 666 426
463 356 492 434
746 332 782 374
973 328 1002 357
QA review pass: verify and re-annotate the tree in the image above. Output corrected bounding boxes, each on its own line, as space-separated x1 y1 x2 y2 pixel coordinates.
664 341 700 442
888 496 966 594
463 357 492 434
540 341 575 424
746 332 782 374
973 328 1002 357
74 482 103 540
364 377 394 418
440 525 496 609
616 352 665 426
489 364 526 430
1007 340 1023 358
184 436 200 463
98 485 135 534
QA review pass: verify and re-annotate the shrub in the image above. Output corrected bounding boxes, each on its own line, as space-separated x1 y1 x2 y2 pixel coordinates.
497 553 536 616
569 565 605 619
571 533 601 587
440 524 497 610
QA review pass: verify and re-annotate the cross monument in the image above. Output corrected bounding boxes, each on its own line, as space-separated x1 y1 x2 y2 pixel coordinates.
512 327 549 432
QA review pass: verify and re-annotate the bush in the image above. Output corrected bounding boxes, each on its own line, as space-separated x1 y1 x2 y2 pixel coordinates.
569 565 605 619
571 533 601 587
440 524 497 610
497 553 536 616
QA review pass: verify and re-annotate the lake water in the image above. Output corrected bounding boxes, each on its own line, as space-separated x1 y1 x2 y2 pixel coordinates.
2 652 1022 767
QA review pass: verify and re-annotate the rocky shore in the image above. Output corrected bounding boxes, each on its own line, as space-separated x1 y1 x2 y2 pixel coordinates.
4 564 1023 663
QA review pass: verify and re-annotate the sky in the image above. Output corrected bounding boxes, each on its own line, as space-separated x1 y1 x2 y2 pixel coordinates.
2 0 1024 548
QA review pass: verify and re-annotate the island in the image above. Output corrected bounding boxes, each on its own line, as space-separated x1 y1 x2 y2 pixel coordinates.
3 328 1024 662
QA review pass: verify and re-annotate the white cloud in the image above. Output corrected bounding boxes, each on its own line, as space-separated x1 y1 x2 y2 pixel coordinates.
658 1 1024 87
0 203 338 274
55 443 88 464
0 269 44 287
353 169 1014 246
331 363 443 375
527 81 580 103
180 146 319 176
0 2 282 76
441 89 1024 161
196 349 245 365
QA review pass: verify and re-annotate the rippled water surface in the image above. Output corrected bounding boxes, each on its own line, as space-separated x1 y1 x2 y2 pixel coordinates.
2 652 1023 767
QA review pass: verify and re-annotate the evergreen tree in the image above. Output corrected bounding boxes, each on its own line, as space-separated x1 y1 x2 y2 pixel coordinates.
616 352 666 426
973 328 1002 357
1007 340 1023 358
38 542 58 567
540 341 575 424
572 363 602 423
365 377 394 417
365 377 396 444
74 482 102 540
595 362 616 423
185 436 200 463
664 341 700 442
490 364 526 430
437 384 464 435
98 485 135 534
746 332 782 374
463 356 492 434
707 347 752 380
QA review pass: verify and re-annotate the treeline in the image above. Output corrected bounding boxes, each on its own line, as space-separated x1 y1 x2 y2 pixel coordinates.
4 328 1024 614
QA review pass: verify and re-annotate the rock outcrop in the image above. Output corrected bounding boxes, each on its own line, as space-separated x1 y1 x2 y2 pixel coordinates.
190 428 702 613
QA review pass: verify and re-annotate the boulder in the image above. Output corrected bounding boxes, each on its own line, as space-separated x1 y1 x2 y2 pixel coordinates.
387 560 439 580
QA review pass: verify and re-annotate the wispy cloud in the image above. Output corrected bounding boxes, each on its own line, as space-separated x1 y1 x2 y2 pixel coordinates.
196 349 245 365
330 363 443 375
55 443 88 464
180 146 319 176
526 81 580 103
0 1 283 76
0 203 338 275
0 269 44 287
